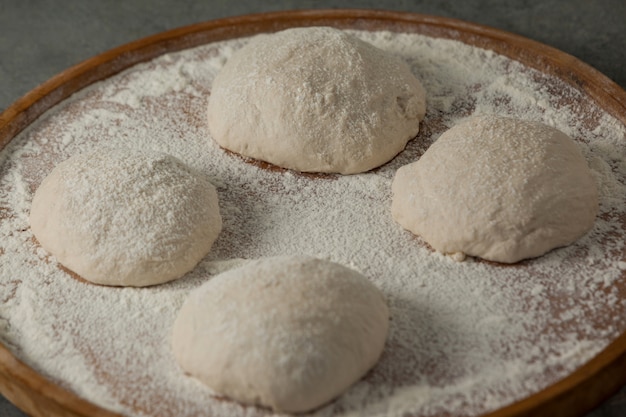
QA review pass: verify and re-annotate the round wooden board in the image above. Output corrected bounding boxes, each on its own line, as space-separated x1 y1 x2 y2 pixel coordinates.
0 9 625 417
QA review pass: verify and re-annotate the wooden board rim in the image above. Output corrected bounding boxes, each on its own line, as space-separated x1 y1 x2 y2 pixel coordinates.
0 8 625 417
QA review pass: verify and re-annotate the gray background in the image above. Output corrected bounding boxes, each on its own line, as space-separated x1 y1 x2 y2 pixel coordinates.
0 1 624 416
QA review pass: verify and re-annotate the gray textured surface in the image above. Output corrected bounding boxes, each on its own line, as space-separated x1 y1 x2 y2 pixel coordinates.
1 1 625 416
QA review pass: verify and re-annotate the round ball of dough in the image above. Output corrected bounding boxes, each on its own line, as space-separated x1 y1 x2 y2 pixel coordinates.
172 255 389 413
391 115 598 263
29 149 222 286
207 26 426 174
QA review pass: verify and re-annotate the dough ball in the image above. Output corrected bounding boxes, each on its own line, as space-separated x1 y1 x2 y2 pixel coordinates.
391 115 598 263
29 149 222 286
207 26 426 174
172 255 389 413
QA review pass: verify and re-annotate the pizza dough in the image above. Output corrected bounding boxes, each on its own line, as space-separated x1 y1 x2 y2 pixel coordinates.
171 255 390 413
207 26 426 174
29 149 222 286
391 115 599 263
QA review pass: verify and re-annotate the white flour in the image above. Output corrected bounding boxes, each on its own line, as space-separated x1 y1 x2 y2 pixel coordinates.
0 29 625 417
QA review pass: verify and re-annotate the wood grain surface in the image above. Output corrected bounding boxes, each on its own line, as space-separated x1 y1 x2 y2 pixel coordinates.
0 9 625 417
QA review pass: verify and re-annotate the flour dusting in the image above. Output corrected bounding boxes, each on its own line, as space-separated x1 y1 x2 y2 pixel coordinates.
0 29 625 417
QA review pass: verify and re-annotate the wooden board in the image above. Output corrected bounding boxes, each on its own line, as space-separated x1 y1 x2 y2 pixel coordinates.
0 9 625 417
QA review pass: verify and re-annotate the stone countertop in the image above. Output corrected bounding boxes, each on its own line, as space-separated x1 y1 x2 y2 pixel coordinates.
1 1 625 417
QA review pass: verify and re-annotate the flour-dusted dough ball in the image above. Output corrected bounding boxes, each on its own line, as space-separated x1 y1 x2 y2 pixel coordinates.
207 26 426 174
391 115 599 263
29 149 222 286
172 255 390 413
